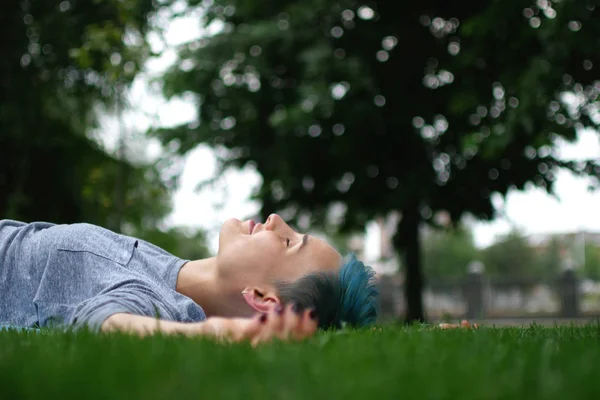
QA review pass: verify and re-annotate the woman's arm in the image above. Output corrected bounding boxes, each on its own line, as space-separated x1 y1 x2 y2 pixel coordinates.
101 304 318 345
101 313 203 336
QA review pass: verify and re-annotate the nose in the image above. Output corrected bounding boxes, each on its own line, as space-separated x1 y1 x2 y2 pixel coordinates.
264 213 279 231
265 214 298 237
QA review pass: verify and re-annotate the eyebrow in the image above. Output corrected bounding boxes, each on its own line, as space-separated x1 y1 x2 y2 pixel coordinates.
298 234 309 252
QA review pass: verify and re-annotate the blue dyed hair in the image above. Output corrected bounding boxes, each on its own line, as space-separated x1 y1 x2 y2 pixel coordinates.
275 254 379 329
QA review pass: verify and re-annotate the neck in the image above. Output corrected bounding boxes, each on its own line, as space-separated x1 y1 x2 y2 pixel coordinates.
175 257 251 318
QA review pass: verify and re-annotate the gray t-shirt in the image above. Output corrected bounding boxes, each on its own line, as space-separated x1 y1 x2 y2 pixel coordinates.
0 220 206 330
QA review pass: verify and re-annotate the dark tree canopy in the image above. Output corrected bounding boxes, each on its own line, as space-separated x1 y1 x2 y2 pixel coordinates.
0 0 211 258
0 0 175 228
158 0 600 321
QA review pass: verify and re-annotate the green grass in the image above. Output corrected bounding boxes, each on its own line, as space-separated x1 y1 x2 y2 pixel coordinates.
1 324 600 399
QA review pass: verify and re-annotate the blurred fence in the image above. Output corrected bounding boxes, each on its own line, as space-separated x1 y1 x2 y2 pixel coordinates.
378 270 600 321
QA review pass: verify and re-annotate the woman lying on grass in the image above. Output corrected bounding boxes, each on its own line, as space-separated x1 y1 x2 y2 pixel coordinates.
0 214 380 344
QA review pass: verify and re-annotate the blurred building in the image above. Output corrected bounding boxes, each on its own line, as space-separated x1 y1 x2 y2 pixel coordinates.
362 210 600 277
527 231 600 270
367 214 600 319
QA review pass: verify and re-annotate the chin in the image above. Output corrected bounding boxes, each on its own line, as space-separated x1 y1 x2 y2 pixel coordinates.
218 218 246 252
221 218 241 232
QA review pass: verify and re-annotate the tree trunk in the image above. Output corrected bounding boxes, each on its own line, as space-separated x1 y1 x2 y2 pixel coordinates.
393 206 425 323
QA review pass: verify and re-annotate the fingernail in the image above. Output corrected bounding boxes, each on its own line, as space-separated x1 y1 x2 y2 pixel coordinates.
308 309 317 320
275 305 284 315
259 314 267 323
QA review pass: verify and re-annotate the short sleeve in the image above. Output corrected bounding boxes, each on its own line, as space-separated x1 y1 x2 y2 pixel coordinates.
70 282 177 331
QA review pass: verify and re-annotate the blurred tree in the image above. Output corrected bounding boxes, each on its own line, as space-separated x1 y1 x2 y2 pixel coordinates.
158 0 600 321
482 230 538 277
0 0 168 229
422 226 479 279
321 230 354 255
583 244 600 280
536 236 563 279
134 226 211 260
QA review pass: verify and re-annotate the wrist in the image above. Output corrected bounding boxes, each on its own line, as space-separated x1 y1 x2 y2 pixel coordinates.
185 317 226 338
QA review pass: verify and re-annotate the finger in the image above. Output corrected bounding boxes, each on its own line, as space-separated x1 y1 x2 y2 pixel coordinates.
296 308 318 339
306 309 319 337
281 303 303 340
252 306 285 345
239 313 267 342
461 320 480 329
271 305 286 336
250 313 272 347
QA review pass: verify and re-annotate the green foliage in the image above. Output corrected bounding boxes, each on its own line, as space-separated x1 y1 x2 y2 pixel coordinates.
422 228 600 280
584 244 600 280
536 236 564 279
156 0 600 320
422 226 479 279
482 230 539 277
133 226 212 260
1 325 600 399
0 0 213 259
0 0 167 226
158 0 600 227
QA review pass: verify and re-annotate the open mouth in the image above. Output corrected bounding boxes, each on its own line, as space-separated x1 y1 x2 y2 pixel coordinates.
248 220 256 235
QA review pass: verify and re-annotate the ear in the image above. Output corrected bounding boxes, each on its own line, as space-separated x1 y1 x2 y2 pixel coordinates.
241 287 281 313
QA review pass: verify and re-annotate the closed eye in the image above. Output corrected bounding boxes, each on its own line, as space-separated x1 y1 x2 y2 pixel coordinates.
286 238 291 247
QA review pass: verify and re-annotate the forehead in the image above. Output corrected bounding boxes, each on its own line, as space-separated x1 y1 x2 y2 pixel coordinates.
294 235 342 274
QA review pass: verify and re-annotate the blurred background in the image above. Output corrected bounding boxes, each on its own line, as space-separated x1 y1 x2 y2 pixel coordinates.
2 0 600 324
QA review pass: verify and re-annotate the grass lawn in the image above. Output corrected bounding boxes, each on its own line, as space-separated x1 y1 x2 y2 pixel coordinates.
1 324 600 399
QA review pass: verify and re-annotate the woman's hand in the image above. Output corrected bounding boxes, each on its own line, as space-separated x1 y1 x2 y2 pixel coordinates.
196 304 318 346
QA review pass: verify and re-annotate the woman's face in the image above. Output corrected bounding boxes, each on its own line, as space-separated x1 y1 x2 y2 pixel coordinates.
216 214 342 291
